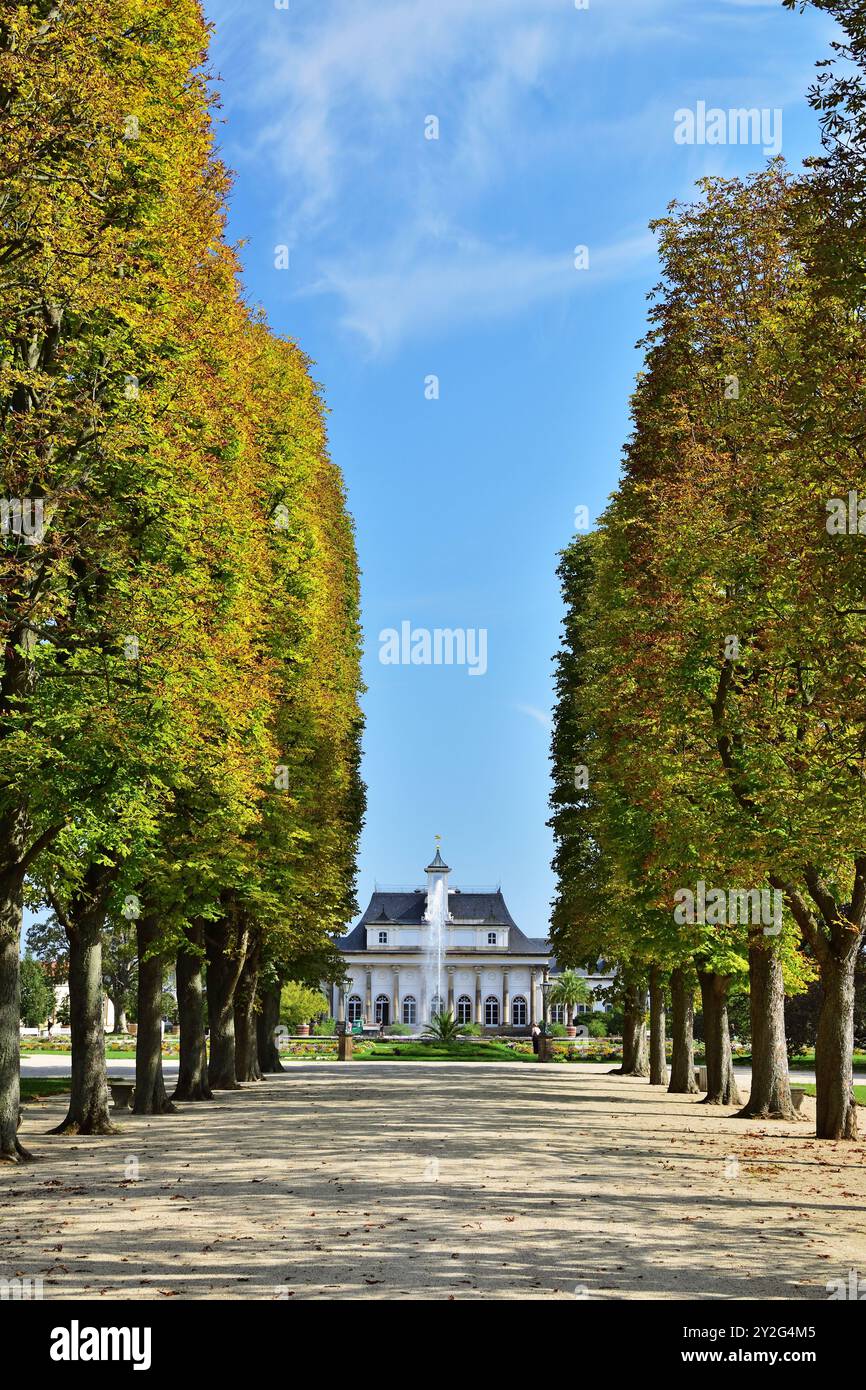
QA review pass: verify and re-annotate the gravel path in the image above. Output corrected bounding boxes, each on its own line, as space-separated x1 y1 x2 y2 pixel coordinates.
6 1063 865 1300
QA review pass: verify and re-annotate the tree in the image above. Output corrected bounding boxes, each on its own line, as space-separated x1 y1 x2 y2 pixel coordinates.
1 2 366 1153
0 0 244 1154
19 956 51 1029
278 981 329 1034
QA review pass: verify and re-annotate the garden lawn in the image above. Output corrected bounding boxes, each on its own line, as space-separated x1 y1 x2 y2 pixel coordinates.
19 1078 71 1102
354 1041 536 1061
799 1083 866 1105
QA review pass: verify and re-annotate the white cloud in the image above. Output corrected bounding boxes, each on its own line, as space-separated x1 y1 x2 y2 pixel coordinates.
302 224 655 353
516 703 552 731
212 0 695 237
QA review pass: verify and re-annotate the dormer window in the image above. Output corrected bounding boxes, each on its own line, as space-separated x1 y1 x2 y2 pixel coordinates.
378 930 388 945
487 931 497 946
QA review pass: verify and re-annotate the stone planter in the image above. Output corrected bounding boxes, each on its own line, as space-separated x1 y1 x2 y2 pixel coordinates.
296 1024 310 1037
566 1025 578 1038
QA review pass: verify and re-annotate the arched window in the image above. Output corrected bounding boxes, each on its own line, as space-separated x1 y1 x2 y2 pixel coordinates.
550 1003 565 1024
456 995 472 1024
511 996 527 1027
347 995 363 1023
375 994 390 1024
431 993 444 1016
402 995 417 1026
484 996 500 1027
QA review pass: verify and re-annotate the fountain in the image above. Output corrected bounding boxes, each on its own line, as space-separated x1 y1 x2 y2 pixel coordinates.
424 874 447 1022
423 844 450 1024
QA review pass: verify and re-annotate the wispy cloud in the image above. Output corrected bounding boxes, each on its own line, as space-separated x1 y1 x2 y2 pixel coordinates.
205 0 824 349
516 703 552 731
303 225 655 353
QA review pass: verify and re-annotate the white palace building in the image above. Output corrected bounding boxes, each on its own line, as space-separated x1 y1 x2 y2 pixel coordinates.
331 847 613 1032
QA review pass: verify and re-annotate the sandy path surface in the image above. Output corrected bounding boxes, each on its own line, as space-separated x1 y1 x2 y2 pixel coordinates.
5 1063 865 1300
18 1053 840 1086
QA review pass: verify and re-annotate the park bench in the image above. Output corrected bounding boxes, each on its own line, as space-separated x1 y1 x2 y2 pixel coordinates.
108 1079 135 1111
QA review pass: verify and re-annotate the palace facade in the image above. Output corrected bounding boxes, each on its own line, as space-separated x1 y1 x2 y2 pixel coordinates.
331 847 613 1031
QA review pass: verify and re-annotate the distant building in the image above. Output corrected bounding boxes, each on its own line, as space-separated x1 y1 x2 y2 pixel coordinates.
331 847 613 1031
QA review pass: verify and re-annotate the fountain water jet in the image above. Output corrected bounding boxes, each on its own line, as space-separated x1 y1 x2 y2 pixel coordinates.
423 845 450 1025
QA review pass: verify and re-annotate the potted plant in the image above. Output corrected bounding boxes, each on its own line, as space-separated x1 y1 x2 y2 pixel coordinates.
549 970 590 1037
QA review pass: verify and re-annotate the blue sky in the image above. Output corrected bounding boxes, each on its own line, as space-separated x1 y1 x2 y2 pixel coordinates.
202 0 836 933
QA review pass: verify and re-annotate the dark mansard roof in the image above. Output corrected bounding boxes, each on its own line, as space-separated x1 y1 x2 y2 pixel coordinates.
339 888 550 956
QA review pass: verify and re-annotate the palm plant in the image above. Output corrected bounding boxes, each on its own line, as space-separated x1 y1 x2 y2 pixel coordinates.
424 1009 464 1041
548 970 590 1033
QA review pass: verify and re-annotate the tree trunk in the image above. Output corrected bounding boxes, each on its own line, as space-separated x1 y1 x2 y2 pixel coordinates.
173 923 212 1102
616 977 648 1077
0 633 38 1160
51 910 116 1135
0 852 29 1161
815 948 859 1140
697 970 741 1107
234 932 262 1083
738 936 794 1120
256 983 284 1074
649 965 668 1086
205 912 247 1090
111 999 128 1035
132 913 175 1116
668 966 698 1094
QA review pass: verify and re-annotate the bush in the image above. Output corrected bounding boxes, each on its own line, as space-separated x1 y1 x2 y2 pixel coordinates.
460 1022 482 1036
161 990 178 1026
280 980 330 1032
549 1022 568 1037
385 1022 413 1035
313 1017 336 1036
585 1015 608 1038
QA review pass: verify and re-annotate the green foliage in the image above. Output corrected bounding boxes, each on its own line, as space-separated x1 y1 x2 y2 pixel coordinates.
279 981 329 1033
0 0 365 1151
424 1010 464 1042
549 970 590 1017
19 956 53 1028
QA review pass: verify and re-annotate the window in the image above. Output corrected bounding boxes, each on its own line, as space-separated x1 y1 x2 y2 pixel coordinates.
377 930 388 944
487 931 497 946
456 994 472 1024
347 995 363 1023
402 995 417 1026
576 1002 589 1015
511 996 527 1027
484 996 500 1027
550 1003 565 1024
375 994 390 1024
431 993 444 1016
